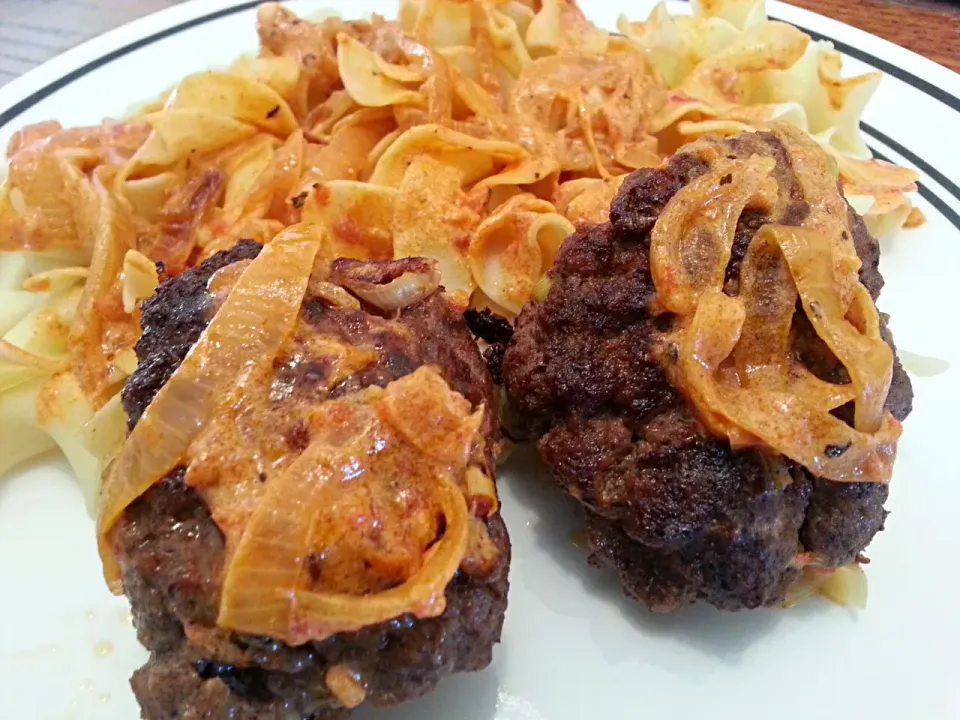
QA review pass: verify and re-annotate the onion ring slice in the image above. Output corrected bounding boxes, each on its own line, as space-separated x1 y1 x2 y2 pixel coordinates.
650 155 777 314
292 478 467 642
676 290 900 483
766 224 892 433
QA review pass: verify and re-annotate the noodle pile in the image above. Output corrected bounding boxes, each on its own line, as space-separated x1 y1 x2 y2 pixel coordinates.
619 0 923 238
0 0 921 506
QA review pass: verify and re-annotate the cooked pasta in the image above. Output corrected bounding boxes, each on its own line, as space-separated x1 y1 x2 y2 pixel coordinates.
0 0 922 508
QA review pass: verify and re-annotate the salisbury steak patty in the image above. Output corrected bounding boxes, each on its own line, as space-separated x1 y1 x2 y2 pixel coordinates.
115 242 509 719
503 129 912 612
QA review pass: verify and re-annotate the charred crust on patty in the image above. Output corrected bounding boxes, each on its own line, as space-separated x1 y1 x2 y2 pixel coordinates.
464 309 514 384
464 308 514 346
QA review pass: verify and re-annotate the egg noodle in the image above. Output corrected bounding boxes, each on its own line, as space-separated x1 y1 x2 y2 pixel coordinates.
0 0 922 508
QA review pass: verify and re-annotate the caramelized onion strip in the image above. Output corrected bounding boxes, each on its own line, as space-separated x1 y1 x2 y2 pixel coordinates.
333 259 441 312
733 222 857 412
218 375 473 644
218 395 380 640
292 478 467 641
650 135 899 484
343 269 440 311
96 225 320 590
677 291 901 483
764 224 892 433
732 221 796 383
650 156 777 314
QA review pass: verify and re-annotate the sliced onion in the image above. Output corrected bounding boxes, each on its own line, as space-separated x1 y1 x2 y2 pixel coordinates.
460 515 502 577
734 224 859 413
375 366 482 466
776 123 863 305
780 568 831 608
334 258 440 312
292 477 467 641
731 221 796 380
309 280 361 310
674 290 901 483
219 368 477 643
465 465 499 516
819 563 868 609
97 225 320 591
649 129 901 484
767 225 892 434
120 249 159 313
650 156 777 315
218 394 381 642
345 272 440 311
325 665 367 709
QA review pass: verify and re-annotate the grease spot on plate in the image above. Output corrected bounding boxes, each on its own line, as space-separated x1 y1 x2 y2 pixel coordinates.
94 641 113 658
899 349 950 377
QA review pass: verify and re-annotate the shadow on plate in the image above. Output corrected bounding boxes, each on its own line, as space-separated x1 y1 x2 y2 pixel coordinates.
502 445 814 666
353 662 500 720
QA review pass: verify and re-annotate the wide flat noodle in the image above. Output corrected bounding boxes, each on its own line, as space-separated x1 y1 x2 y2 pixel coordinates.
166 71 299 136
553 175 627 224
369 124 528 188
469 194 574 313
393 155 481 302
337 33 424 108
301 181 396 261
621 0 920 232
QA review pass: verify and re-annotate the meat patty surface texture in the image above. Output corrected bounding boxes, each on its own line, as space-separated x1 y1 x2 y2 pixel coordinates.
503 129 912 612
115 241 510 719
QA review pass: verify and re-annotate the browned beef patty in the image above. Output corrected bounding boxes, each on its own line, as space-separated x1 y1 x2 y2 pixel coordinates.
502 130 912 612
115 241 510 719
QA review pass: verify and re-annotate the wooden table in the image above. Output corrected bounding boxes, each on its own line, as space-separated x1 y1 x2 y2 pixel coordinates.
0 0 958 84
787 0 960 73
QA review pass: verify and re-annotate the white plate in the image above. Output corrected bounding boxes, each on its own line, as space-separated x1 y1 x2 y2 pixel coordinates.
1 2 959 719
